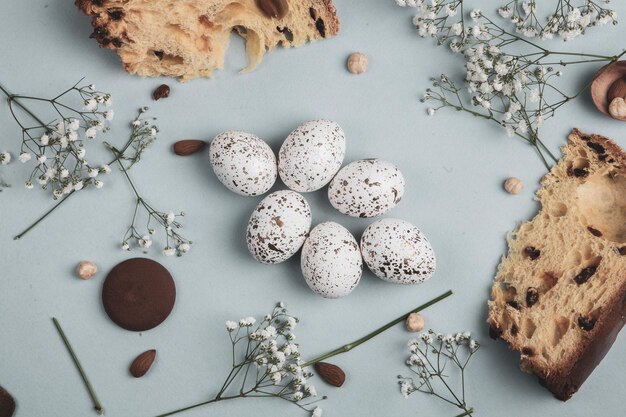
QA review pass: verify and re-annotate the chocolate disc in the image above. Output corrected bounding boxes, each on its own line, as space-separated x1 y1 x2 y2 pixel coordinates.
102 258 176 331
0 385 16 417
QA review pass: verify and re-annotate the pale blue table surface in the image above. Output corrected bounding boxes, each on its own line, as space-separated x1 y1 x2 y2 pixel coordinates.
1 1 625 416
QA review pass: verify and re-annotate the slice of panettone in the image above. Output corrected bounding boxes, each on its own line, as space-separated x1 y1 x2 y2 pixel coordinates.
75 0 339 80
487 129 626 400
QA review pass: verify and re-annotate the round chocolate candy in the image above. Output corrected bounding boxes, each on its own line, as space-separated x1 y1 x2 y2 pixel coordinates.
102 258 176 331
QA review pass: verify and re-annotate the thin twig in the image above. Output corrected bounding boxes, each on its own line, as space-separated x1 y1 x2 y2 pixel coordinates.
52 317 104 415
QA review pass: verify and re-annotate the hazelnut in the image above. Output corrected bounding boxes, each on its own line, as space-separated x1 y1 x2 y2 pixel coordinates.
504 177 523 195
405 313 425 332
76 261 98 280
347 52 368 74
608 97 626 120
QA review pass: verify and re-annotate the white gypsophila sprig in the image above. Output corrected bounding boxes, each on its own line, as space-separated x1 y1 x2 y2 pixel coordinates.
157 303 324 417
399 329 480 416
396 0 624 168
1 79 193 253
106 110 192 257
0 79 113 196
497 0 617 41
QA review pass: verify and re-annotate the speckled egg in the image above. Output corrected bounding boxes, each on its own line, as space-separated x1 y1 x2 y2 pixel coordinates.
246 190 312 264
328 159 405 218
360 218 436 284
278 120 346 192
209 131 277 196
301 222 362 298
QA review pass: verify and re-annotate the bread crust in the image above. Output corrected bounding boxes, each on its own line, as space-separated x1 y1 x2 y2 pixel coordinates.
488 129 626 400
75 0 340 80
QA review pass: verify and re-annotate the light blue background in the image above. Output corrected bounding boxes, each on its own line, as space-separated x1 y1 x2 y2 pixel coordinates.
1 1 625 416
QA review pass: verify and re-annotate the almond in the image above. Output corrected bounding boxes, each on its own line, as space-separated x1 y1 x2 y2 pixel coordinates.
314 362 345 387
607 77 626 102
153 84 171 101
130 349 157 378
173 139 207 156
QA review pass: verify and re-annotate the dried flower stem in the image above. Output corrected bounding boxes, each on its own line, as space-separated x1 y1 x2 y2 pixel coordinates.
301 290 453 367
52 317 104 415
156 305 321 417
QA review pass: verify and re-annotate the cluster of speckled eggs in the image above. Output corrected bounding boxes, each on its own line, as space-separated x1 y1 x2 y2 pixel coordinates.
209 120 436 299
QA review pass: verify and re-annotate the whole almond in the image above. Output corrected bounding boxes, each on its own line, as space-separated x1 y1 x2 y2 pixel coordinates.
608 77 626 102
153 84 170 101
173 140 207 156
130 349 157 378
256 0 289 19
314 362 345 387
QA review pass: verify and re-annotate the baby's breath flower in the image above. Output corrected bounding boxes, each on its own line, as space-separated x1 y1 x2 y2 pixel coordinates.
138 235 152 248
163 247 176 256
400 328 479 415
84 98 97 111
312 407 323 417
25 181 34 189
1 152 11 165
225 321 238 331
18 152 31 163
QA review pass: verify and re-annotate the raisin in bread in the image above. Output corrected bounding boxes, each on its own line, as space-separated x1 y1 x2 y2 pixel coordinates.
75 0 339 80
487 129 626 400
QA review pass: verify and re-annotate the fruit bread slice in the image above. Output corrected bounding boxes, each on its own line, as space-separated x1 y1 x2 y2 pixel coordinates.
487 128 626 400
75 0 339 80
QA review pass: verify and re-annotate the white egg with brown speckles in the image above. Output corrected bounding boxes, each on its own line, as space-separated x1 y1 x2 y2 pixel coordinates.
328 159 405 218
210 131 277 196
278 120 346 192
301 222 362 298
360 218 436 284
246 190 312 264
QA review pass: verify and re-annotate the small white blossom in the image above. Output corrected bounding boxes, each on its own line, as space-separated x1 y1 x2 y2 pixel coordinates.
84 98 97 111
163 247 176 256
94 180 104 189
0 152 11 165
138 235 153 248
25 181 34 189
312 407 322 417
225 321 238 331
85 127 97 139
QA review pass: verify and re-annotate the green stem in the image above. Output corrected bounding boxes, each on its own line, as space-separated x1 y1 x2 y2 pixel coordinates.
455 408 474 417
301 290 453 367
14 191 75 239
52 318 104 415
0 83 49 127
155 397 223 417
